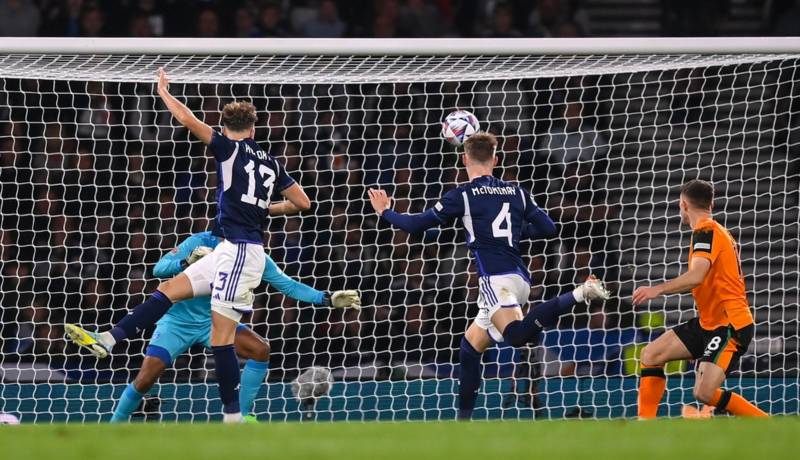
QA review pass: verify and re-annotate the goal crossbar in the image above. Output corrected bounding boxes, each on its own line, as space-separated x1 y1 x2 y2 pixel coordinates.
2 38 800 84
3 37 800 56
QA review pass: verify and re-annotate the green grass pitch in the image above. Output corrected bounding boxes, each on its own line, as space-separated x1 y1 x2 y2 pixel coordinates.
2 418 797 460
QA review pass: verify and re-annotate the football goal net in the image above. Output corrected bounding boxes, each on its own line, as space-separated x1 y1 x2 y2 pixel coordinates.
0 37 798 422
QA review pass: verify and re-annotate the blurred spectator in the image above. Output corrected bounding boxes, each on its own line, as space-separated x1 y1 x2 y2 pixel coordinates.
662 0 730 36
535 101 608 165
553 20 583 38
0 0 792 39
527 0 590 37
372 12 397 38
130 0 165 36
0 0 41 36
129 13 154 37
527 0 567 37
301 0 345 38
259 2 290 37
80 6 106 37
196 8 219 38
772 0 800 36
486 2 522 38
398 0 447 37
39 0 82 36
235 5 260 38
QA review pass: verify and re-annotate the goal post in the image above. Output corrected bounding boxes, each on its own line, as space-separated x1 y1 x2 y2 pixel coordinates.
0 38 798 423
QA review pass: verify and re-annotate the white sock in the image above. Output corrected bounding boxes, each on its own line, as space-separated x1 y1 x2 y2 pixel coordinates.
98 331 116 348
223 412 243 423
572 286 585 303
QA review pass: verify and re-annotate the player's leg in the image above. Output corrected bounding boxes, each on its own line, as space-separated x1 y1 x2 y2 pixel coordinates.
496 275 610 347
458 321 493 420
66 253 217 357
100 275 193 346
233 324 271 417
637 326 695 419
111 356 168 423
209 241 266 423
210 311 242 422
693 325 767 417
110 323 188 422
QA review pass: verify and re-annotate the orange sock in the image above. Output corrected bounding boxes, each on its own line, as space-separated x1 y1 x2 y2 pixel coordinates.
638 365 666 419
710 389 768 417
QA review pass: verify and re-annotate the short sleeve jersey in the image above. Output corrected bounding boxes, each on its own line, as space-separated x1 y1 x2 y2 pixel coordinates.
431 175 540 280
209 131 295 243
689 218 754 330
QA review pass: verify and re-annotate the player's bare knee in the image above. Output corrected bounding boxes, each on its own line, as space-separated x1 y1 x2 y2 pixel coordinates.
693 385 715 404
640 344 662 367
254 340 270 362
156 279 177 300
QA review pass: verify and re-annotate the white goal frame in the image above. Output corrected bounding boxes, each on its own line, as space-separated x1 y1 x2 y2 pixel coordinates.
1 37 798 423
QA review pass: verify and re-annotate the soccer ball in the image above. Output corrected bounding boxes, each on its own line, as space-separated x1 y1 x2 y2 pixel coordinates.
441 109 480 146
291 366 333 401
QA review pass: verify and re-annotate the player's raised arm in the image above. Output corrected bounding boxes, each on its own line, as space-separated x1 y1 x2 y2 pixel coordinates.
261 255 360 309
368 188 445 234
152 232 214 278
156 68 213 144
268 183 312 216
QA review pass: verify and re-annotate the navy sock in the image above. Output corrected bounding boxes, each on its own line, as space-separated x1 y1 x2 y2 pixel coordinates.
523 291 576 330
212 344 241 414
502 292 577 347
458 337 482 420
111 290 172 343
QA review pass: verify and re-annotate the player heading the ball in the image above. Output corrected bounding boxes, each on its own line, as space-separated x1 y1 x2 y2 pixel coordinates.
368 131 610 420
66 68 312 423
632 179 767 418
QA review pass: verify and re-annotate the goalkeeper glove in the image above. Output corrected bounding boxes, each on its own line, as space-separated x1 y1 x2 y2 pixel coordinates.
184 246 213 266
321 290 361 310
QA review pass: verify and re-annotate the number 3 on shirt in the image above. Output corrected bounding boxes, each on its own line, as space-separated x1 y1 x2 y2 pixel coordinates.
492 202 513 246
241 160 276 209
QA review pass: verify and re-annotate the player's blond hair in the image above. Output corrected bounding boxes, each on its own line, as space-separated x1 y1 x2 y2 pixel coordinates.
222 101 258 132
464 132 497 163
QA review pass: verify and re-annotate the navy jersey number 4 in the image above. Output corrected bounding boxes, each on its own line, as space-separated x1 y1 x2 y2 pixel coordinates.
209 131 295 243
432 175 539 280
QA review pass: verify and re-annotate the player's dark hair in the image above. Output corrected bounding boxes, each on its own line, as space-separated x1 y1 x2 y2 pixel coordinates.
464 132 497 163
680 179 714 210
221 101 257 132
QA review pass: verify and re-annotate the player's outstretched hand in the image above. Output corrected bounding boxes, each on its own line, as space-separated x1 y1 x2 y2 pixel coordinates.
632 285 662 306
157 67 170 95
330 290 361 310
186 246 213 265
368 189 391 216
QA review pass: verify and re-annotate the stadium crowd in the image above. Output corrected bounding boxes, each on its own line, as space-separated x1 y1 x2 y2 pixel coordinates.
1 0 794 387
1 0 799 40
0 68 631 382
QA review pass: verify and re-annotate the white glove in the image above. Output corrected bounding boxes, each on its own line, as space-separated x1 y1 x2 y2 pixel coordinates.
185 246 213 266
328 290 361 310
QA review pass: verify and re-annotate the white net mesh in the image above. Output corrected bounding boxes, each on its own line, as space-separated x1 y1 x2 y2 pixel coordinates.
0 49 798 422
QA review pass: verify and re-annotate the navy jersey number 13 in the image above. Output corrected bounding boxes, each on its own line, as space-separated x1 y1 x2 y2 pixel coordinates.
209 131 295 244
